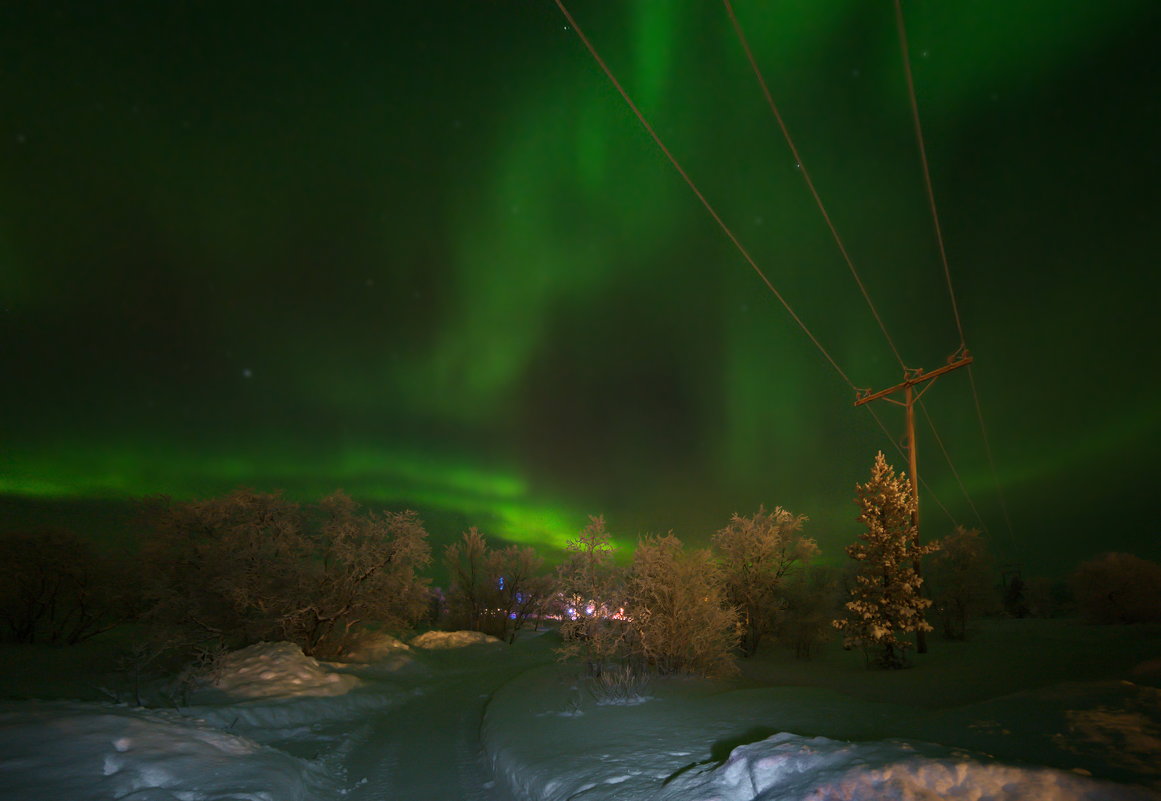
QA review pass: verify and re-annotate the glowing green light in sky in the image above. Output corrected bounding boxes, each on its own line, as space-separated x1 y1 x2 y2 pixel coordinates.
1 2 1156 574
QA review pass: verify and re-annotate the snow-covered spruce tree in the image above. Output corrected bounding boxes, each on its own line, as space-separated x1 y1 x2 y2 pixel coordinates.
833 452 939 669
627 533 741 677
713 506 817 656
554 515 625 675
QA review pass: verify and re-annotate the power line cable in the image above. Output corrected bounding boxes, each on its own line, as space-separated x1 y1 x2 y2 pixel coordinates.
556 0 959 530
920 404 985 529
892 0 1015 539
554 0 852 388
724 0 975 527
721 0 907 368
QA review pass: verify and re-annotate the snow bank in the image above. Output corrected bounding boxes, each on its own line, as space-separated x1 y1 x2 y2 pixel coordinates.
200 641 361 699
0 701 337 801
483 663 1161 801
341 632 413 666
186 641 406 734
411 630 502 649
659 732 1159 801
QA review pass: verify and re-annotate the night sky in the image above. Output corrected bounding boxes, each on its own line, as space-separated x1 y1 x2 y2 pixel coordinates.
2 1 1158 576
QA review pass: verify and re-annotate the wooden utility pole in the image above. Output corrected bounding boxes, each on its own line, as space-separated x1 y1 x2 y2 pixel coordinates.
854 349 973 653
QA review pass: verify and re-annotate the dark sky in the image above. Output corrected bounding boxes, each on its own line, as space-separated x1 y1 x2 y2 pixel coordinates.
2 1 1158 575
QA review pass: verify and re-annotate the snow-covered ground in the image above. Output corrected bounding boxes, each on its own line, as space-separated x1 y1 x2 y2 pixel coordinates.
1 621 1159 800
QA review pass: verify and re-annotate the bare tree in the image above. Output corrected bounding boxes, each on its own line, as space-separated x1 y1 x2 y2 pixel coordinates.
713 506 817 656
555 515 625 674
774 565 841 659
0 529 132 644
445 529 553 642
926 526 995 639
444 527 491 632
487 544 554 643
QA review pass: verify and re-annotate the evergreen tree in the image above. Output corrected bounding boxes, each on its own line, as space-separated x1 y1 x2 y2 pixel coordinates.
833 452 938 669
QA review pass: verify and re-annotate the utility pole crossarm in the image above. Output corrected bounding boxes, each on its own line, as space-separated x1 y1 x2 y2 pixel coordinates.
851 349 973 656
854 353 973 407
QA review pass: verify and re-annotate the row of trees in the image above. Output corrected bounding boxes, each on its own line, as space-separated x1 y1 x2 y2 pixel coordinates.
0 490 433 662
538 452 964 676
142 489 431 658
4 455 1157 680
547 510 824 678
442 527 553 642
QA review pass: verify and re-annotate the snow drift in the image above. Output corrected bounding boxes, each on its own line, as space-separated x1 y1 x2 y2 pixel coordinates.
410 629 502 649
659 732 1158 801
0 702 338 800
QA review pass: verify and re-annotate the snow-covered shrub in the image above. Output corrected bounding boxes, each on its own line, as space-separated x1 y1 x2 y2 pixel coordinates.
713 506 817 657
926 525 996 639
142 488 431 659
410 629 502 648
626 533 741 677
833 451 939 669
1070 552 1161 624
0 528 135 644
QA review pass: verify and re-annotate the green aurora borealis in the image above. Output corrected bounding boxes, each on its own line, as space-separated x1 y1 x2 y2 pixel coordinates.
2 1 1158 574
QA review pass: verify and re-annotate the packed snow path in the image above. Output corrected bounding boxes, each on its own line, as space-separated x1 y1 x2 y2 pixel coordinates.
342 633 557 800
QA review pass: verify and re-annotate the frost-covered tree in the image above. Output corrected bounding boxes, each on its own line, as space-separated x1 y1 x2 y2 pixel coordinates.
833 452 939 669
926 526 995 639
1070 552 1161 624
143 489 307 651
143 489 431 658
713 506 817 656
292 492 431 656
555 515 625 674
627 533 741 677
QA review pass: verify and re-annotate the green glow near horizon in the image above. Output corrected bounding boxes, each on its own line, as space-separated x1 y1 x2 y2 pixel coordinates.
0 441 597 548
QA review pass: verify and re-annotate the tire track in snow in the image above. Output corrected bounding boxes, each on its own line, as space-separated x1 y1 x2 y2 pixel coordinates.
342 641 553 800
